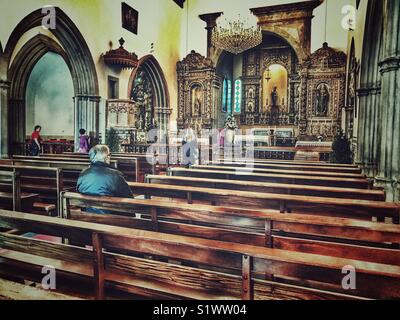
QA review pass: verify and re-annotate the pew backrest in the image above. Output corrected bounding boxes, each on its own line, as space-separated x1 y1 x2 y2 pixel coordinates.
130 181 399 222
192 164 365 179
145 175 385 201
168 168 371 189
208 161 362 174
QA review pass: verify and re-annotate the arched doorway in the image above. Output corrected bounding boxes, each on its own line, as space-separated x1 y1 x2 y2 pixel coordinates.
127 55 171 139
5 8 99 154
26 52 74 140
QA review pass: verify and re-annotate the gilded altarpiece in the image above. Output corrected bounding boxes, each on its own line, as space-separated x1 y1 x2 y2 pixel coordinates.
302 43 347 138
240 37 300 127
177 51 220 131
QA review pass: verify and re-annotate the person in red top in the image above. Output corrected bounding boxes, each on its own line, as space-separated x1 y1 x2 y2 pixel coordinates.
29 125 42 156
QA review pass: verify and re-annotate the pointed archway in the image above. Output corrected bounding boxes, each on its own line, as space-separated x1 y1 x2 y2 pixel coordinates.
127 55 171 133
4 7 99 154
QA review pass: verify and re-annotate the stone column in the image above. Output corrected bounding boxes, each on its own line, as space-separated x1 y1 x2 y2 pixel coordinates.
8 98 25 155
375 0 400 201
74 95 101 150
199 12 223 58
0 80 10 158
355 87 369 169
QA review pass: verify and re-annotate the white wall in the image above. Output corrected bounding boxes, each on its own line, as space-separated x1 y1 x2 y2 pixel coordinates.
25 52 74 138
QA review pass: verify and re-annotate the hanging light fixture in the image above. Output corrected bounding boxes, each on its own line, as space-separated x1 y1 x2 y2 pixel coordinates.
211 13 262 55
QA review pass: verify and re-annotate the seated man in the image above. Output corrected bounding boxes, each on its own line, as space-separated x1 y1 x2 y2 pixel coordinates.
77 145 133 213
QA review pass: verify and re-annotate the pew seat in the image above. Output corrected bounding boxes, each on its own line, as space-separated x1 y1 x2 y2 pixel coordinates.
0 192 38 212
32 203 57 216
0 278 83 300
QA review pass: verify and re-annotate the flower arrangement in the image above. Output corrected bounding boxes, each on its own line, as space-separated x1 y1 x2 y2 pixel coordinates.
224 114 238 130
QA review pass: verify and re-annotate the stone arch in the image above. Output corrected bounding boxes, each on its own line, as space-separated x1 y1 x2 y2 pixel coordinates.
5 7 99 154
0 41 3 54
8 34 69 100
128 55 171 131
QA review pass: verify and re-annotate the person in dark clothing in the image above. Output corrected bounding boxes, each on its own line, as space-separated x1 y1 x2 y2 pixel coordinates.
77 145 133 213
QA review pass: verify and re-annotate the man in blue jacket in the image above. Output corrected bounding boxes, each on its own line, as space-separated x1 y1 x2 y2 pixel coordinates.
77 145 133 213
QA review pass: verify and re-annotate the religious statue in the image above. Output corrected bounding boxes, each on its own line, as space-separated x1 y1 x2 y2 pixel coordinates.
271 87 278 107
270 87 279 125
316 84 330 116
247 101 255 113
191 86 202 117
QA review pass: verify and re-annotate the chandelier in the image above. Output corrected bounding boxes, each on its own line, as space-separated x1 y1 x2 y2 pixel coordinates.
211 14 262 55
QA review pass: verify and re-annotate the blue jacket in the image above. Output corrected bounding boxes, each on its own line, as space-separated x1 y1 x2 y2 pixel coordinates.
76 162 133 213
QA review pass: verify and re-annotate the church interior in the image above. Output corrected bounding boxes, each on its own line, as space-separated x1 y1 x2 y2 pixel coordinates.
0 0 399 302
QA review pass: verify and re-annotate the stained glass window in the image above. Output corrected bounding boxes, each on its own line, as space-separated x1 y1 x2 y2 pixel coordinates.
222 78 232 113
227 79 232 114
234 79 242 113
222 79 227 113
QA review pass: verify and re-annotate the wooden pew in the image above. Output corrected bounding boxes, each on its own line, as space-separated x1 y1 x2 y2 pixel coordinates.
191 165 365 179
128 182 399 222
234 158 359 168
208 160 362 174
1 209 400 299
145 175 385 201
2 158 114 171
0 164 76 217
62 191 400 253
168 168 371 189
10 155 129 178
0 170 38 213
28 153 154 182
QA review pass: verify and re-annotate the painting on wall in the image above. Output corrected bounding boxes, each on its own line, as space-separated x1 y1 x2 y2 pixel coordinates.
122 2 138 35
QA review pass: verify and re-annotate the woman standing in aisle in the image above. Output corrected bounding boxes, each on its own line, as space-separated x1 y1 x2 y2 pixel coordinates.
29 125 42 156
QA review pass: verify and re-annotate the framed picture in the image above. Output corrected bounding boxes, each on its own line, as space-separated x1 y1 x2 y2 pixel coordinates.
122 2 138 35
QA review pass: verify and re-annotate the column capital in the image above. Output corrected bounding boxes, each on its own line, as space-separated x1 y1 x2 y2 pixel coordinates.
199 12 223 29
199 12 223 58
357 83 381 97
378 56 400 74
73 94 101 102
0 80 11 89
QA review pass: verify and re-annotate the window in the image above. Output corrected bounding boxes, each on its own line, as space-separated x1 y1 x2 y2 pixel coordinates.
108 76 119 99
234 79 242 113
222 79 227 113
227 79 232 113
222 78 232 113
